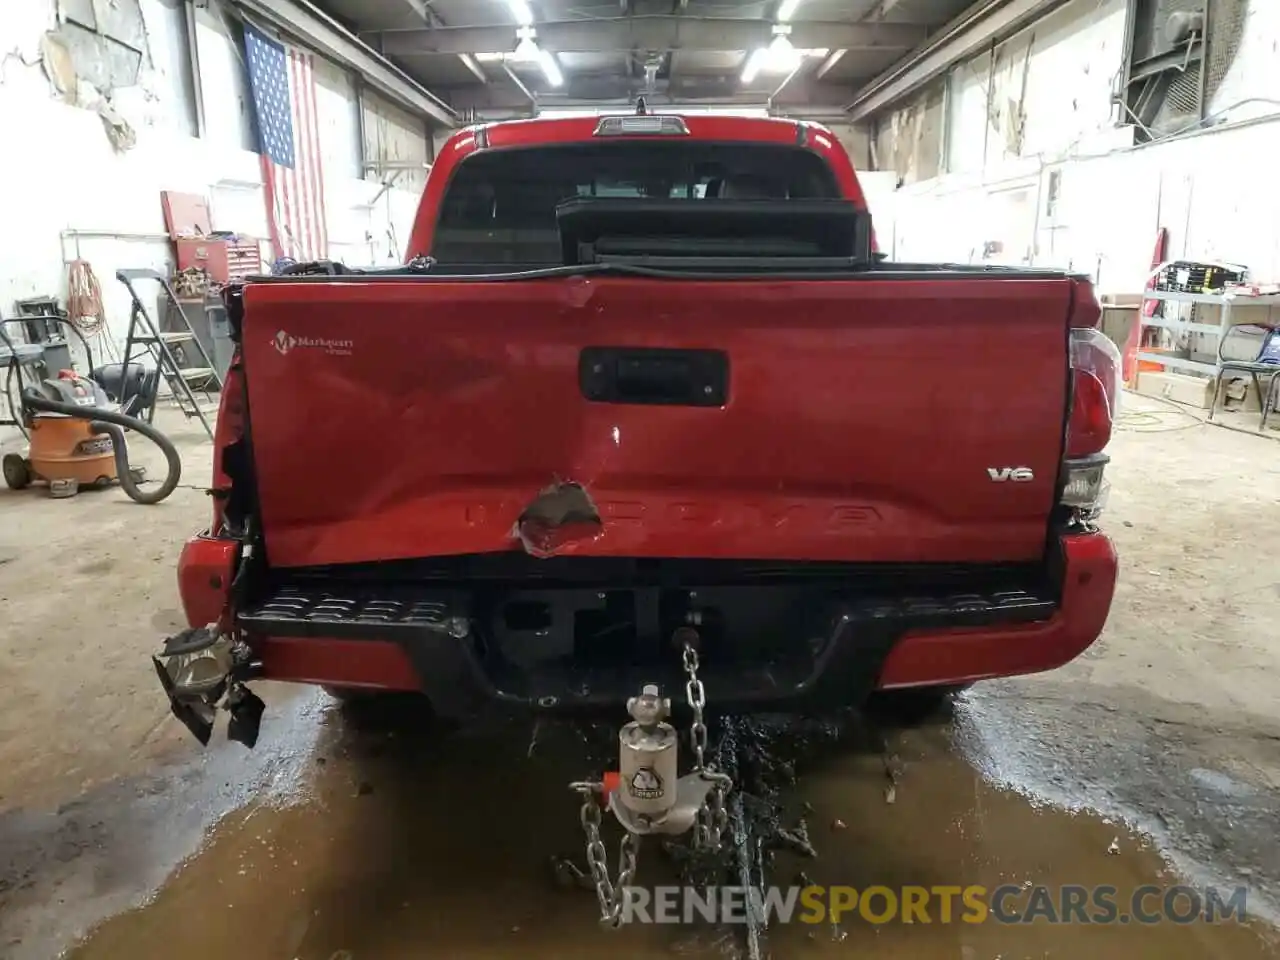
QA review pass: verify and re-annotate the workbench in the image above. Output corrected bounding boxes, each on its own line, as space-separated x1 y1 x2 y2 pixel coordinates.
1139 289 1280 379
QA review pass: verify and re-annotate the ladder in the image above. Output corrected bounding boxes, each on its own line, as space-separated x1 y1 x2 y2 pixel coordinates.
116 268 222 441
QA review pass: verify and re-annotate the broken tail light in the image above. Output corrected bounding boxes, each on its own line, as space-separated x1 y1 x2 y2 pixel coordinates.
1062 280 1122 518
152 625 264 748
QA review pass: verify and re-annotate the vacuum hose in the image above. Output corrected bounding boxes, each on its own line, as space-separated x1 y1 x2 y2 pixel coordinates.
21 392 182 505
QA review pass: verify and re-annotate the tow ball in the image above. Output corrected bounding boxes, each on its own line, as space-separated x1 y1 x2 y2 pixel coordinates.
151 625 265 748
569 631 733 927
604 684 718 836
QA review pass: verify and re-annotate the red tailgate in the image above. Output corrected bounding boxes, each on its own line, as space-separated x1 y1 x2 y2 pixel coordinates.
241 276 1071 569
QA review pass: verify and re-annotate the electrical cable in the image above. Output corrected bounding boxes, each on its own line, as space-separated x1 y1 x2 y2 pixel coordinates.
66 259 107 337
1116 410 1204 432
1116 388 1207 433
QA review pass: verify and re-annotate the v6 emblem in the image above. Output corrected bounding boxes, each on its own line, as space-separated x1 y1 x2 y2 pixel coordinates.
987 466 1035 482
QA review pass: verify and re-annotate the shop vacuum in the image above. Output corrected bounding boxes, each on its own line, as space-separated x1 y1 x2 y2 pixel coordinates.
2 329 181 504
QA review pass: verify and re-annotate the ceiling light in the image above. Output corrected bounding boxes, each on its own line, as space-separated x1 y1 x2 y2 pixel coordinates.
767 33 802 72
508 0 534 26
742 31 814 83
777 0 801 21
513 27 539 61
537 48 564 87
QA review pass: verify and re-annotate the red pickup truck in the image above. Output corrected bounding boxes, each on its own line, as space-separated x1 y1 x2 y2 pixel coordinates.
153 112 1119 747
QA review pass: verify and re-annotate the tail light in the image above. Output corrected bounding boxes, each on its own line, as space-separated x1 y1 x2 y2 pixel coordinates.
1062 281 1121 518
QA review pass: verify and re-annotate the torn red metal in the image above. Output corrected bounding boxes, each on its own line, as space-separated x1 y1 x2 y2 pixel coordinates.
512 481 605 558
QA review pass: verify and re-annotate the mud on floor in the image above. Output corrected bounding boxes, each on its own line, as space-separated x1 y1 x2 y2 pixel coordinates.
55 691 1280 960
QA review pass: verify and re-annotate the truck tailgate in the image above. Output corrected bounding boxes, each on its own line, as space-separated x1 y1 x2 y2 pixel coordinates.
240 275 1071 569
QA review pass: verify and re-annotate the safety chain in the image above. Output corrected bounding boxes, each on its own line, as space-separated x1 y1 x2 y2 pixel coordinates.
570 781 640 927
682 639 731 850
566 635 733 928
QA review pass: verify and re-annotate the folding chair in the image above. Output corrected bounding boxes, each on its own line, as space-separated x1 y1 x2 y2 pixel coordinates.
1209 323 1280 429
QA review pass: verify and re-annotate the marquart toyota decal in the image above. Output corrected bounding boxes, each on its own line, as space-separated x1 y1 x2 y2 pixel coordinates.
273 329 354 357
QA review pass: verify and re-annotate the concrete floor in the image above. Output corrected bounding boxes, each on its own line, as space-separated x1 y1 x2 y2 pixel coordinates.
1 395 1279 958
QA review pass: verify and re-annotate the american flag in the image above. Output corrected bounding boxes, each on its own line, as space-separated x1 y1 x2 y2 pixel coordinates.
244 22 329 262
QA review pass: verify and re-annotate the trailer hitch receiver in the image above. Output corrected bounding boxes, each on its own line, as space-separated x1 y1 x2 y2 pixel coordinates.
566 629 734 927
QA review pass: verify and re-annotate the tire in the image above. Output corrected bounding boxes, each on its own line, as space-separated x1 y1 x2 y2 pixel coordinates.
865 684 971 726
3 454 31 490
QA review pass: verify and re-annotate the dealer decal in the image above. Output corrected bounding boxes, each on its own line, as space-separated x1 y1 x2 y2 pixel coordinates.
272 329 353 357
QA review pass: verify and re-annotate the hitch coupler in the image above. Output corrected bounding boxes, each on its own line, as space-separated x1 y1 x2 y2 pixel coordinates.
607 683 717 837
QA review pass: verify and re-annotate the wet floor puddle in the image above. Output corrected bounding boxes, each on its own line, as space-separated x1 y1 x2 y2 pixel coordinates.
68 700 1279 960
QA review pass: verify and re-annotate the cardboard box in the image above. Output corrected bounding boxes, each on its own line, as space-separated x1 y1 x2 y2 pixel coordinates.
1220 371 1276 414
1133 369 1275 413
1132 371 1214 409
1100 302 1139 354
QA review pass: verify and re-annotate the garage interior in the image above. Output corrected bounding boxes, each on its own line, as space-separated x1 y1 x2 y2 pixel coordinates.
1 0 1279 957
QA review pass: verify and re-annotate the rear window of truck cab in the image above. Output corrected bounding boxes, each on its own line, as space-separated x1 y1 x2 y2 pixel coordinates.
431 141 841 266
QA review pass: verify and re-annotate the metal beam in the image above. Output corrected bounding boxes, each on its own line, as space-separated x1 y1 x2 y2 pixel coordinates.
807 0 898 88
443 75 854 111
457 52 490 83
815 48 846 78
370 17 928 57
867 0 906 17
398 0 488 83
183 0 207 138
768 61 807 107
502 62 537 107
230 0 459 126
846 0 1070 121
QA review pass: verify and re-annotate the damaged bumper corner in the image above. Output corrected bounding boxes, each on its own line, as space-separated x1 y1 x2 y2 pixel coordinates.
152 625 265 748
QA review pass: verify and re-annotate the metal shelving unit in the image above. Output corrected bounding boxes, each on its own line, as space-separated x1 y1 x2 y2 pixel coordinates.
1138 289 1280 379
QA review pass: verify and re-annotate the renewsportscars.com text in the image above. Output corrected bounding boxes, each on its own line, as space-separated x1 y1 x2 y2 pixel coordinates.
618 884 1249 926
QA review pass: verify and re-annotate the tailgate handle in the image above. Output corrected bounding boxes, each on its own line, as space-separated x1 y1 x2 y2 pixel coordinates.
579 347 728 407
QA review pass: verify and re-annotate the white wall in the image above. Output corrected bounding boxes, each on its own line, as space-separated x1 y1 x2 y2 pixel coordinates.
873 0 1280 295
945 0 1128 175
194 0 256 152
348 90 434 265
0 0 429 422
315 55 363 183
821 121 872 171
362 90 432 195
874 79 945 183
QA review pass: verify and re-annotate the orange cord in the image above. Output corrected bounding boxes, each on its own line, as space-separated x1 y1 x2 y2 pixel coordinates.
66 259 106 337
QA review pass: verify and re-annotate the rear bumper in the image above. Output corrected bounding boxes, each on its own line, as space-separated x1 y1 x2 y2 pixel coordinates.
877 532 1116 688
178 532 1116 717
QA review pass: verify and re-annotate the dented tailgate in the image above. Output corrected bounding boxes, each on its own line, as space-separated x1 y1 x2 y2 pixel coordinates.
240 274 1071 569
